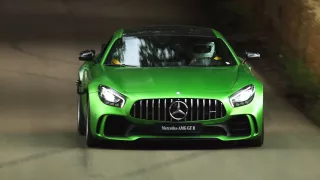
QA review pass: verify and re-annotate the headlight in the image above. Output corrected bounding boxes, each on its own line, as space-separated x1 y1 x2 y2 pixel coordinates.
229 85 255 107
98 85 126 108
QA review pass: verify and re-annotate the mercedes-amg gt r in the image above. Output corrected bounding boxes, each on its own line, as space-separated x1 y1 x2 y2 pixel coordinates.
76 25 264 148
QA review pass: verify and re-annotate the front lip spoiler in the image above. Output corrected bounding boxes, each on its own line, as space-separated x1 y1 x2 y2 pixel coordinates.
135 138 223 141
128 138 238 147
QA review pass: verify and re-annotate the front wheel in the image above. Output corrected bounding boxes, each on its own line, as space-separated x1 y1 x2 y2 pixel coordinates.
239 124 264 147
77 94 86 136
85 96 100 148
246 133 264 147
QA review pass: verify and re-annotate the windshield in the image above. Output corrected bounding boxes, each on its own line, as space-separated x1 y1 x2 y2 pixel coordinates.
104 36 237 67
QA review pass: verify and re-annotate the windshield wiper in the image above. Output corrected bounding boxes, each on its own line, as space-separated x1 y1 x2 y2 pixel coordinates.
105 64 138 67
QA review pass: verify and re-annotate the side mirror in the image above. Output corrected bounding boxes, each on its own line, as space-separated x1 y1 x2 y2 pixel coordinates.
79 50 95 61
245 51 261 60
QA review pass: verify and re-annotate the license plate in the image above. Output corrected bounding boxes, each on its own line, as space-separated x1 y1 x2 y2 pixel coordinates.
156 123 202 134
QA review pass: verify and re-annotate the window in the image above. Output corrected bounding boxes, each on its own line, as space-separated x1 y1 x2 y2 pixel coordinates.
95 36 113 62
105 35 237 67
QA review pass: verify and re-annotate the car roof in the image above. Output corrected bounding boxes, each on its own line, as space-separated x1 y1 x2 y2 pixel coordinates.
122 25 215 37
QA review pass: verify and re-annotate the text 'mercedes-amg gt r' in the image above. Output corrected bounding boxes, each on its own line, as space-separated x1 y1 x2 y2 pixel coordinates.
76 25 264 148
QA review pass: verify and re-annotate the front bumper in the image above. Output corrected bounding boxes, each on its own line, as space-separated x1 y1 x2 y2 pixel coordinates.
93 114 261 141
87 91 263 141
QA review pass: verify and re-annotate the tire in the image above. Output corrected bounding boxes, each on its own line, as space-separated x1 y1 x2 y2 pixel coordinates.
247 132 264 147
77 94 86 136
85 95 100 148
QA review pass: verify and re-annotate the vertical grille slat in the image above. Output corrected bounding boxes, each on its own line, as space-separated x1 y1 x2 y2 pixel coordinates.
130 98 226 121
152 99 154 120
164 99 167 121
139 100 142 119
202 99 205 120
208 100 211 119
196 99 199 120
214 100 217 119
133 103 136 117
146 100 149 119
184 99 189 121
158 99 160 120
191 99 193 121
220 102 223 118
170 99 173 121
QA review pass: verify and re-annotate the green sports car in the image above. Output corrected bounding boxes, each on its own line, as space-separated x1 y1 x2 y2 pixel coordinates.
76 25 264 148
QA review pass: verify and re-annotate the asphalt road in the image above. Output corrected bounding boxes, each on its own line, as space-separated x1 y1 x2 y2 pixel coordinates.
1 0 320 180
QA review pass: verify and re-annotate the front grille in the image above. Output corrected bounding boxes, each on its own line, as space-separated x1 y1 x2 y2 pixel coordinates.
130 98 227 121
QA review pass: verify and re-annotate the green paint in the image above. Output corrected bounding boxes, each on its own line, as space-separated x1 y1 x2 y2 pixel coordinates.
78 28 264 145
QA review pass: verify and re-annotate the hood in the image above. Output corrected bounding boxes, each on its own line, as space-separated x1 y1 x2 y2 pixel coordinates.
101 66 239 93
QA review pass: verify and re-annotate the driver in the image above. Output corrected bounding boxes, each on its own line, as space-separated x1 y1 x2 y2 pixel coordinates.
189 42 222 66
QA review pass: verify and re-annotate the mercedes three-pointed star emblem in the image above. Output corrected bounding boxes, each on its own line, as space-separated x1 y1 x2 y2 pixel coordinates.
169 101 189 121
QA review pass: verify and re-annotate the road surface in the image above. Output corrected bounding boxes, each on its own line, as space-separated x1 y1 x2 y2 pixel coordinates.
0 0 320 180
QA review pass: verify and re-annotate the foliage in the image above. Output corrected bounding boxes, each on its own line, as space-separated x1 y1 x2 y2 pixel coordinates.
279 45 320 125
